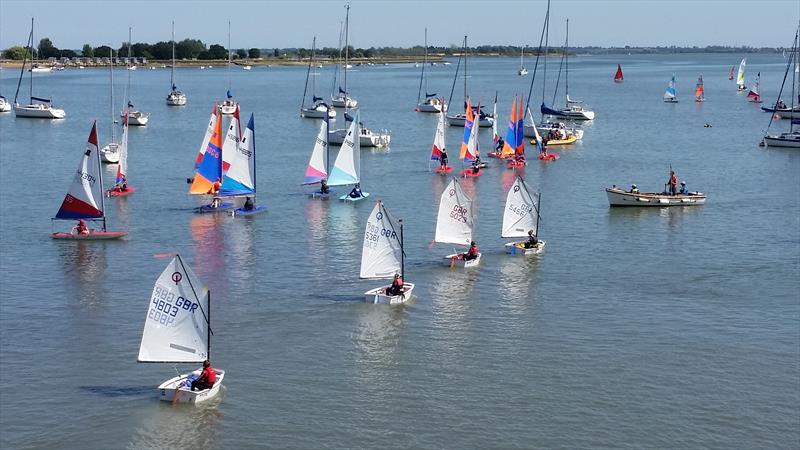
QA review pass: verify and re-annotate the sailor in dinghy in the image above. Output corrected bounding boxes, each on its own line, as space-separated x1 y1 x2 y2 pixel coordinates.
361 201 415 304
503 177 546 255
434 178 481 268
328 111 370 202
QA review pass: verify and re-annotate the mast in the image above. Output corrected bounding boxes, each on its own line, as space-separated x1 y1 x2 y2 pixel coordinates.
252 115 257 199
301 36 315 113
96 123 108 231
447 38 462 109
171 21 175 91
463 36 467 103
14 20 33 105
343 3 350 106
126 27 132 111
525 0 550 112
227 20 232 93
565 18 569 105
535 192 541 239
541 4 550 121
417 28 427 105
109 47 115 142
400 219 405 279
207 290 212 359
30 18 34 103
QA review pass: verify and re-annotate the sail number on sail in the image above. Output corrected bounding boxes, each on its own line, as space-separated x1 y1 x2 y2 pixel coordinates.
364 223 397 250
507 202 533 218
449 205 469 223
148 284 199 326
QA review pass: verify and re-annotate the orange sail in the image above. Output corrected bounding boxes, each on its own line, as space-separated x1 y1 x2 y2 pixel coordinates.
459 97 475 160
501 96 517 158
189 108 224 195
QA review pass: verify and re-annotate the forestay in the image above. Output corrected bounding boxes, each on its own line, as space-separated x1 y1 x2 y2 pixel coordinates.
435 178 474 245
502 176 539 238
138 254 210 363
220 113 256 196
360 201 402 279
55 122 104 219
303 119 329 184
328 111 360 186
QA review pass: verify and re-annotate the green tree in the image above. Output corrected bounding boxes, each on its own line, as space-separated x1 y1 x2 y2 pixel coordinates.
149 41 172 60
206 44 227 59
94 45 114 58
131 43 154 59
236 48 247 59
248 48 260 58
175 38 206 59
82 44 93 58
273 48 279 58
3 46 30 60
38 37 59 58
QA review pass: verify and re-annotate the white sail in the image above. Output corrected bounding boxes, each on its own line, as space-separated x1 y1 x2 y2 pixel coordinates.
433 109 446 154
664 76 677 100
220 104 241 172
220 112 255 197
465 109 480 160
138 255 210 363
360 201 403 279
328 112 361 186
117 113 129 181
435 178 474 245
737 58 746 87
492 98 499 141
502 176 539 238
303 119 329 184
195 105 218 170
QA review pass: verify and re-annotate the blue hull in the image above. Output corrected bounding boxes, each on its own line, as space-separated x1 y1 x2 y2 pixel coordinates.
233 205 267 216
194 202 235 214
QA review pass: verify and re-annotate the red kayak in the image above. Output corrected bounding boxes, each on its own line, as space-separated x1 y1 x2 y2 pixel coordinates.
51 231 128 240
459 169 483 177
107 187 136 197
434 165 453 174
538 153 559 161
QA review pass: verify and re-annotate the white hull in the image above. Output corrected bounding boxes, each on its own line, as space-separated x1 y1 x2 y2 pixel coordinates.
524 123 584 140
329 127 391 147
364 283 415 305
157 369 226 404
301 105 337 119
14 103 65 119
763 132 800 148
774 108 800 119
606 187 706 207
0 99 10 112
664 98 678 103
166 92 187 106
417 99 447 113
100 143 120 163
30 67 52 73
219 101 237 115
331 95 358 109
444 253 482 268
505 241 546 255
124 110 149 126
544 108 595 120
446 114 494 127
518 68 528 76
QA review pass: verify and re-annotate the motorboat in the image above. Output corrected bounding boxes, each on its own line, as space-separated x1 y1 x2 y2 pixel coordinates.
605 186 706 207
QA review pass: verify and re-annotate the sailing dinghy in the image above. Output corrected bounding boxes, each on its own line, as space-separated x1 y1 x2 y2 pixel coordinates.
747 72 762 103
221 113 266 215
503 177 545 255
458 98 485 177
138 254 225 404
435 178 481 267
329 111 369 202
663 75 678 103
361 201 414 304
430 105 452 173
106 112 134 197
303 114 333 198
614 64 624 82
189 105 234 212
694 75 705 102
51 122 127 240
736 58 747 91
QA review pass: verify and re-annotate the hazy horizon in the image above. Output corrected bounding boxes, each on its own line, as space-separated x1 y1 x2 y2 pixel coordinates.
1 0 799 51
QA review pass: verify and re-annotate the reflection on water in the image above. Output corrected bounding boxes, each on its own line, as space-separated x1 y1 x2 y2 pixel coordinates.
225 217 256 290
189 213 226 290
304 199 331 278
127 394 225 450
353 303 408 371
430 267 478 328
57 241 107 311
498 253 540 311
328 201 359 255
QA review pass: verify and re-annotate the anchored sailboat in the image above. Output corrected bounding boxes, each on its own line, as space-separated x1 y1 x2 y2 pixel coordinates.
435 178 480 268
762 28 800 148
122 27 149 126
331 4 358 109
301 37 336 119
503 177 545 255
101 48 120 163
166 21 187 106
446 36 494 127
361 201 414 304
540 19 595 120
416 28 447 112
51 122 127 240
329 111 369 202
138 254 225 404
13 18 65 119
518 45 528 76
220 20 238 115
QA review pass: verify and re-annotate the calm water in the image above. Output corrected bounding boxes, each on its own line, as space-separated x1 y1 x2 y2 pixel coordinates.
1 54 798 449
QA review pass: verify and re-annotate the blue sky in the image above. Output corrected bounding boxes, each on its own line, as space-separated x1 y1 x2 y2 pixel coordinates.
1 0 799 50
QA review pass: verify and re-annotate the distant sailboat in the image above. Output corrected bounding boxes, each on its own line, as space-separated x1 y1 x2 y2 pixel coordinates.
747 72 762 103
416 28 447 113
762 29 800 148
430 104 451 173
138 254 225 404
51 122 127 240
106 112 134 197
220 20 238 115
446 36 494 127
736 58 747 91
540 19 595 120
614 64 624 82
13 18 65 119
122 27 149 126
166 21 187 106
331 4 358 109
663 75 678 103
694 74 705 102
728 65 735 81
518 45 528 76
361 201 414 304
503 176 545 255
300 36 336 119
435 178 480 268
101 48 120 163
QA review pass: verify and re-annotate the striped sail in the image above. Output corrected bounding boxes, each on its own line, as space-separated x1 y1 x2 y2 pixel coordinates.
138 254 210 363
328 111 361 186
463 104 480 163
115 113 130 185
435 177 474 245
501 95 518 158
195 103 218 170
515 97 525 156
664 75 677 101
303 117 329 185
694 75 705 102
360 201 402 280
458 97 474 160
737 58 746 88
189 105 224 194
220 113 256 197
55 122 104 219
430 104 446 161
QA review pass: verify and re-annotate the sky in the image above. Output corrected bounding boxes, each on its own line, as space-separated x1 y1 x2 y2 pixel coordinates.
1 0 799 51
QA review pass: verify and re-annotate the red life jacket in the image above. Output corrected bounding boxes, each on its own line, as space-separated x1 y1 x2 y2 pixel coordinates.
392 277 404 289
468 245 479 256
200 366 216 384
670 175 677 186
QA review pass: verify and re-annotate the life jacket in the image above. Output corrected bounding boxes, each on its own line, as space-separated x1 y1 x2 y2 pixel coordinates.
670 175 677 186
468 245 479 256
201 366 216 384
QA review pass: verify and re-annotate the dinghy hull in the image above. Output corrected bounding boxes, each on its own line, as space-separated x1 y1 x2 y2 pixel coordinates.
51 231 127 240
339 192 370 202
233 205 267 216
364 283 415 305
158 370 225 405
194 202 235 213
444 253 481 268
107 187 135 197
505 241 546 255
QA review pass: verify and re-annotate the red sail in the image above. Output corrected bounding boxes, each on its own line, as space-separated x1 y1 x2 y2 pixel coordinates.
614 64 623 82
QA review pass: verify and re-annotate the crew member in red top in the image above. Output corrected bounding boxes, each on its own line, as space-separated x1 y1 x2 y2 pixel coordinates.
191 360 216 391
463 241 479 261
667 170 678 196
386 273 404 296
